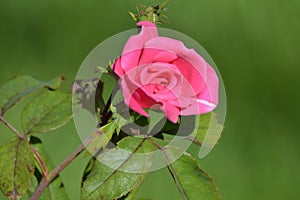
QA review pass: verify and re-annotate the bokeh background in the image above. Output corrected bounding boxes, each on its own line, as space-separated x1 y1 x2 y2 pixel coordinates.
1 0 299 199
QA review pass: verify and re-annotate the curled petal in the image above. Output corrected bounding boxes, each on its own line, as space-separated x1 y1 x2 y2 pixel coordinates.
161 101 180 123
111 57 123 76
121 21 159 74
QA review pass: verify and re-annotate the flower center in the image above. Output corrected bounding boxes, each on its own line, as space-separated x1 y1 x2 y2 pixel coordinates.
137 63 181 95
145 82 167 94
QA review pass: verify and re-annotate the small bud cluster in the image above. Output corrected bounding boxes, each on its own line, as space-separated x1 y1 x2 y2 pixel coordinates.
129 0 169 25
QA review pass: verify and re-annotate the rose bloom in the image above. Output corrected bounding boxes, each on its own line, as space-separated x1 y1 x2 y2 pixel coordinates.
112 21 218 123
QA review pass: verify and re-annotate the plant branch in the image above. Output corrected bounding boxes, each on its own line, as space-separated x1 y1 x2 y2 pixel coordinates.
31 147 49 177
99 92 113 127
30 142 85 200
30 130 102 200
31 81 112 199
0 116 26 140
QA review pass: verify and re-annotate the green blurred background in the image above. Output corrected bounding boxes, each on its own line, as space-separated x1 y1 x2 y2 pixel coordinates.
1 0 299 199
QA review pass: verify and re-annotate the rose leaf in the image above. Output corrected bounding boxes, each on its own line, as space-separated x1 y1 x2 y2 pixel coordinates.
0 75 63 115
0 137 35 199
81 137 154 200
164 147 221 200
83 121 116 158
195 112 223 152
21 90 72 134
27 136 69 200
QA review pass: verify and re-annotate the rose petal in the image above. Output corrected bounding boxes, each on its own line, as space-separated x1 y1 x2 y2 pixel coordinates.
115 21 219 120
145 37 209 94
179 102 201 115
168 96 194 109
205 65 219 105
161 101 180 123
180 66 218 116
120 77 157 117
111 57 123 76
180 100 215 115
121 21 159 74
194 66 219 113
154 51 178 63
138 63 180 89
139 49 177 65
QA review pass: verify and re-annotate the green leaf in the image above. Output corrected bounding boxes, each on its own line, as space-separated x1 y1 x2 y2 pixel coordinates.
196 112 223 143
162 112 223 158
111 90 129 134
27 175 69 200
160 0 170 9
84 121 116 157
81 137 154 200
27 136 69 200
165 147 221 200
147 110 165 135
0 137 35 199
122 183 144 200
81 158 96 184
110 89 165 136
128 11 137 21
123 189 139 200
0 75 63 115
21 90 72 134
196 112 223 158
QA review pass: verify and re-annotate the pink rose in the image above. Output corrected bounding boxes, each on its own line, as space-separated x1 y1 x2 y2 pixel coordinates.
112 21 219 123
